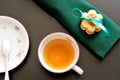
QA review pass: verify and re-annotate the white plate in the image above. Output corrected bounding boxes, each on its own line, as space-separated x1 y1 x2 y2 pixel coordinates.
0 16 29 73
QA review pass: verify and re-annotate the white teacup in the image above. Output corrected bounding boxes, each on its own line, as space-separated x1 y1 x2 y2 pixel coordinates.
38 32 84 75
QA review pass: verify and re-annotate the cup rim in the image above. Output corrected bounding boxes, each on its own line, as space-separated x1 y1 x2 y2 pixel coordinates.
38 32 80 73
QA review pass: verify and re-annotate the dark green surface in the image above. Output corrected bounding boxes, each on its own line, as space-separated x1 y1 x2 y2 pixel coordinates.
34 0 120 58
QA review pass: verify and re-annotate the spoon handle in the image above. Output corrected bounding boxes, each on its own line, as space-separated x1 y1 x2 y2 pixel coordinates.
4 56 9 80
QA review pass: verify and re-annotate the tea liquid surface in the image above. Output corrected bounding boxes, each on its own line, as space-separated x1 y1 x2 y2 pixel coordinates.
43 39 75 70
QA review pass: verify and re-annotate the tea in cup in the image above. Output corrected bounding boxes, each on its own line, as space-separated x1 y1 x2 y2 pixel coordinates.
38 32 83 75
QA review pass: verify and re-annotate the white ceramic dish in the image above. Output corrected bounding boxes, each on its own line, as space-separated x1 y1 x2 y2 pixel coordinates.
0 16 29 73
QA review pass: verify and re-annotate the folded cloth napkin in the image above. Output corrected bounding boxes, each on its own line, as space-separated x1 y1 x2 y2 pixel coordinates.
34 0 120 59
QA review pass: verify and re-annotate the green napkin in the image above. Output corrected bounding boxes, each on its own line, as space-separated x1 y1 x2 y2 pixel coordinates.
34 0 120 58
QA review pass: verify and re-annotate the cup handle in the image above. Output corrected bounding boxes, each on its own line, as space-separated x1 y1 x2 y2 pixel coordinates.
72 65 84 75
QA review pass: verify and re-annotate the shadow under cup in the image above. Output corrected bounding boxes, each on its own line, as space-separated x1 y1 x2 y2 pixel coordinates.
38 32 83 75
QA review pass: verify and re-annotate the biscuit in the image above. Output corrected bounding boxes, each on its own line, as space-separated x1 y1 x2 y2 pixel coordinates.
80 10 102 35
86 26 95 35
80 20 96 35
80 20 88 30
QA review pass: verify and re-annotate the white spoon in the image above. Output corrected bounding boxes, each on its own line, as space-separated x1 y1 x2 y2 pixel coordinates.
2 38 11 80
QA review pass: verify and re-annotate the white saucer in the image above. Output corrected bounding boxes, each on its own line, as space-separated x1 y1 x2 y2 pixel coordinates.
0 16 29 73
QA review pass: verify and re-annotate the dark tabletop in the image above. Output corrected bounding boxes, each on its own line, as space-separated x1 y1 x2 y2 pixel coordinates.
0 0 120 80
